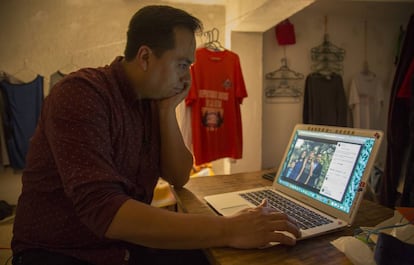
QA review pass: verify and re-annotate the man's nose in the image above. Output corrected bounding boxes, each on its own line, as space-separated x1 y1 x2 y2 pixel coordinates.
182 71 192 88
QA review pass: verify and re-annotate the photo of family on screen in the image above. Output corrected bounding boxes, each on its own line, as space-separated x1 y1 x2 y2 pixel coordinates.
281 138 337 192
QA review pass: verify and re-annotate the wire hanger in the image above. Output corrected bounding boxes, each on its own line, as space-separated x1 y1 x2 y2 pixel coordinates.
203 28 225 51
265 57 304 80
311 35 345 62
265 83 302 98
265 57 303 98
310 16 346 77
11 59 39 82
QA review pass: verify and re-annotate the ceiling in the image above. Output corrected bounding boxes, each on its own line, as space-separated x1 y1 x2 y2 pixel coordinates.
162 0 414 32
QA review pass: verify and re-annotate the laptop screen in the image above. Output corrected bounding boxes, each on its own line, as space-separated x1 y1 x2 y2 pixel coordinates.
277 129 377 214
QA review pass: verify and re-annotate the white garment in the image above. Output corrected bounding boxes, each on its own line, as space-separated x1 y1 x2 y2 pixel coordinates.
348 73 384 129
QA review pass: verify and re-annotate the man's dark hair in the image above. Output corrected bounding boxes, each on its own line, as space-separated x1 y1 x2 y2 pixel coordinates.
124 5 203 61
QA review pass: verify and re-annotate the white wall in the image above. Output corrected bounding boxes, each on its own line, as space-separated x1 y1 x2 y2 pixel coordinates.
0 0 225 95
227 31 264 174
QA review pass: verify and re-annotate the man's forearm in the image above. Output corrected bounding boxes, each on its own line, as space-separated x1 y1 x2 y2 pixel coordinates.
105 199 228 249
105 199 301 250
158 107 193 187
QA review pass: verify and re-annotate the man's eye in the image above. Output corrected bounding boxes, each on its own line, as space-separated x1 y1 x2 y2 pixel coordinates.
179 63 189 70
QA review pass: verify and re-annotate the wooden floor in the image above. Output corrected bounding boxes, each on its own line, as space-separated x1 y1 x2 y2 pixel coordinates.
0 216 13 265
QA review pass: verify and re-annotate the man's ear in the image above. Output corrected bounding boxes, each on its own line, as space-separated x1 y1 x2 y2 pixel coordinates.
136 46 152 71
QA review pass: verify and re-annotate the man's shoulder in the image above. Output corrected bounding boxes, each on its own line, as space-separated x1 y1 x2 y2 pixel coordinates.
55 65 118 94
64 66 109 84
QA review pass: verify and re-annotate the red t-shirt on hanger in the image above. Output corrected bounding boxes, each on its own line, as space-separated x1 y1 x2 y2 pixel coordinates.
186 47 248 165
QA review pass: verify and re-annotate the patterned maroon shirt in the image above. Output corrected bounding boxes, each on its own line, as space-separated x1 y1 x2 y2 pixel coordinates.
12 57 161 265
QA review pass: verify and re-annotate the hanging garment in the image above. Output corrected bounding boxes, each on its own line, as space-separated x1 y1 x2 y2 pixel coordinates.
275 19 296 45
49 71 66 92
0 75 44 169
0 71 22 167
303 73 348 126
396 58 414 99
186 48 247 165
380 14 414 207
401 75 414 206
348 73 384 129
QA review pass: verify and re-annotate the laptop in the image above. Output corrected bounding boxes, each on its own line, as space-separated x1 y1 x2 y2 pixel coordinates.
204 124 383 240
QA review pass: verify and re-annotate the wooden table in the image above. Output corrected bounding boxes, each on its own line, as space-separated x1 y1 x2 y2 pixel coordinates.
174 171 394 265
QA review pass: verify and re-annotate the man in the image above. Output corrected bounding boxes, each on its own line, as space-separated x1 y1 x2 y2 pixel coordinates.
12 5 300 265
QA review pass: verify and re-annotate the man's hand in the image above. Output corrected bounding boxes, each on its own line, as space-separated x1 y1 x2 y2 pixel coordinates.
157 84 190 112
224 199 301 249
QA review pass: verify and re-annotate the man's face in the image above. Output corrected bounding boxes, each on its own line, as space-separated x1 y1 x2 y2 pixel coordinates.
146 27 196 99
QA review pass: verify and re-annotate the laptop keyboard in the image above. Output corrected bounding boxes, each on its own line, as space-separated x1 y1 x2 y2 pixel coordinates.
239 190 333 230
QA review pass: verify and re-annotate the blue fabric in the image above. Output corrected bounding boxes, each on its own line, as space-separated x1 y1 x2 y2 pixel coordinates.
0 75 43 169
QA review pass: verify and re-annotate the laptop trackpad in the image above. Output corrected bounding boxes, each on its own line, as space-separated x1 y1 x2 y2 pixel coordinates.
219 204 249 216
